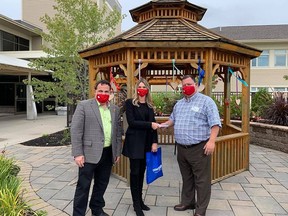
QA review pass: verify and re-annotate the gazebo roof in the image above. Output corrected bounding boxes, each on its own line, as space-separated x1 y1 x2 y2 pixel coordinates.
79 0 261 58
129 0 207 23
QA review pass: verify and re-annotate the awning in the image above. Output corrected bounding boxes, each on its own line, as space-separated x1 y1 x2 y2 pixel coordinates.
0 54 51 76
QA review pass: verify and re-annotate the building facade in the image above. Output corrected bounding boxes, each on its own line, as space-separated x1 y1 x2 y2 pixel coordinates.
0 0 122 116
0 14 49 116
22 0 122 35
211 25 288 94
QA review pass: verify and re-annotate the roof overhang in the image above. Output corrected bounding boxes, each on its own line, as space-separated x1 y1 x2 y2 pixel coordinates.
79 40 262 60
0 54 51 76
0 15 42 37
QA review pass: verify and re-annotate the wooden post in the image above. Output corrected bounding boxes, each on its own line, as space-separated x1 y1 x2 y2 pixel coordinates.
89 59 98 99
241 61 250 170
126 49 135 98
241 65 250 133
204 49 213 96
223 67 231 128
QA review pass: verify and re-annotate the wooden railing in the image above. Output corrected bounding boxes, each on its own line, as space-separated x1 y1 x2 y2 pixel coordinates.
112 118 249 183
156 117 175 144
212 133 249 183
112 145 129 182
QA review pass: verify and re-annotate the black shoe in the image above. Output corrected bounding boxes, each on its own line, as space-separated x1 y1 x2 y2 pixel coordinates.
134 208 144 216
174 203 195 211
140 203 150 211
92 212 109 216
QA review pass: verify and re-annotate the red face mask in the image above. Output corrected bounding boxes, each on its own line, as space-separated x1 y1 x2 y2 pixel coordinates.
182 85 196 96
137 88 148 97
96 94 109 103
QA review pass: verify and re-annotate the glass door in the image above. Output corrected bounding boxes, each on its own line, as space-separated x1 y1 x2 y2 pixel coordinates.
15 83 26 113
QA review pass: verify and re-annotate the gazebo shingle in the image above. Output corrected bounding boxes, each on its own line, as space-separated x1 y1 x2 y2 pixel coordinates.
80 18 259 54
123 19 219 41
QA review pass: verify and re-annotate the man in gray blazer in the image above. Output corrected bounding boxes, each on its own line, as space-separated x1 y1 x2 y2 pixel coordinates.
71 80 122 216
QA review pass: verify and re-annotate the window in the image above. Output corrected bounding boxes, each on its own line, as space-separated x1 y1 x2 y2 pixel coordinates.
274 87 287 92
252 50 269 67
274 50 287 67
251 87 270 92
0 30 29 51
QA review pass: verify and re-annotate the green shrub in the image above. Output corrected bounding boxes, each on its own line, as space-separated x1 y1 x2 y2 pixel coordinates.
230 95 242 119
262 93 288 126
60 129 71 145
151 92 166 115
212 95 241 119
152 92 182 115
0 154 47 216
0 155 27 216
251 89 273 118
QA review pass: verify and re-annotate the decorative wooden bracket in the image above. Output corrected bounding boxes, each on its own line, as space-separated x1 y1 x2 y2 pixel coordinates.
94 68 100 80
239 68 245 80
190 62 198 70
119 64 127 76
169 80 180 90
134 62 148 76
212 64 220 75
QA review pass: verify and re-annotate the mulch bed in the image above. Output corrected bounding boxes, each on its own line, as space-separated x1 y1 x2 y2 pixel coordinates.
20 129 71 147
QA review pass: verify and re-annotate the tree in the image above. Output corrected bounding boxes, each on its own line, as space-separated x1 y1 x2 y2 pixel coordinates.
26 0 123 106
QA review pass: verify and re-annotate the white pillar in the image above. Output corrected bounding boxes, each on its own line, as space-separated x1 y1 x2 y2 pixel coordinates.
26 72 37 120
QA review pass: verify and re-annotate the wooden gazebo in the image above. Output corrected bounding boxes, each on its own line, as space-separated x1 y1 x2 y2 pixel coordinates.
79 0 261 183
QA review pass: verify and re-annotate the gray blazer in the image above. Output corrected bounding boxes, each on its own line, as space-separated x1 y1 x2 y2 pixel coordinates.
71 98 122 164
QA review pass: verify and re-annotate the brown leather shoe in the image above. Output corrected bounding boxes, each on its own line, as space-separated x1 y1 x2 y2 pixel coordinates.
174 203 195 211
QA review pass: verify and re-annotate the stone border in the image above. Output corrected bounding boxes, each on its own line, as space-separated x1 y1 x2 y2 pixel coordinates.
17 161 69 216
232 121 288 153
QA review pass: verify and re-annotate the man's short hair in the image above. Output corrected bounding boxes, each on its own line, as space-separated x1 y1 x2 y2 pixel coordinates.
94 80 111 90
182 75 196 82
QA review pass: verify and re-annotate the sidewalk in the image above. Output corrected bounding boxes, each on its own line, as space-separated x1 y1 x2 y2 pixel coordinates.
2 114 288 216
0 113 67 147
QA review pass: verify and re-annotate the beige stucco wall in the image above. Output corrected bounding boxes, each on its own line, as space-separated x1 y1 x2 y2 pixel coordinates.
242 40 288 90
213 40 288 92
22 0 122 36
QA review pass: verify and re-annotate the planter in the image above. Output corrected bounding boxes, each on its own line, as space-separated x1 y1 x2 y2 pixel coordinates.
55 106 67 116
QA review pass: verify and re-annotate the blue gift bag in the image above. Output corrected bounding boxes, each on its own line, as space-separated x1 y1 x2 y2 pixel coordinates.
146 147 163 184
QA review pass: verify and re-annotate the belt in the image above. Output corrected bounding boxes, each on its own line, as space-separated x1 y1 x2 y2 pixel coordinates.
177 140 208 148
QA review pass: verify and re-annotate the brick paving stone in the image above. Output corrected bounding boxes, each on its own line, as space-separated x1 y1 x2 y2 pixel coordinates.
235 191 251 201
145 194 157 206
263 184 288 193
113 203 129 216
232 205 262 216
229 200 255 207
251 196 286 214
220 183 244 191
271 192 288 202
244 187 271 197
246 176 270 184
3 116 288 216
147 185 179 196
209 199 231 210
156 195 179 207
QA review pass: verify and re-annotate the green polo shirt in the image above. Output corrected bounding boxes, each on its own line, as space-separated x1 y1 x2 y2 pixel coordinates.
98 102 112 147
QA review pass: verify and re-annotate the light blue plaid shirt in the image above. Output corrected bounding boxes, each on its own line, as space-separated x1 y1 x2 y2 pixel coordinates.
170 92 221 145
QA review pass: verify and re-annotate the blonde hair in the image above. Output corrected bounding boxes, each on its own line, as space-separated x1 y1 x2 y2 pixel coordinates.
132 78 154 108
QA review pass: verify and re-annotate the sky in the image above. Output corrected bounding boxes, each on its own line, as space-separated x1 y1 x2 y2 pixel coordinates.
1 0 288 31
